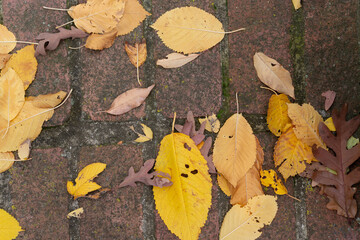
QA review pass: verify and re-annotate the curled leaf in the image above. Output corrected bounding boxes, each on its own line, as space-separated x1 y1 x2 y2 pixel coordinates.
157 53 199 68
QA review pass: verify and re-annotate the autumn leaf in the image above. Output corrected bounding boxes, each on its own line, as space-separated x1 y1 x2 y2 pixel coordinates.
292 0 302 10
219 195 278 240
0 24 16 54
67 162 107 199
0 209 23 240
199 113 220 133
260 169 288 195
267 94 291 136
347 136 359 150
130 123 153 142
18 139 31 160
0 152 14 174
124 40 147 85
217 174 233 196
321 90 336 111
253 52 295 99
156 53 200 68
153 132 212 240
0 54 11 69
324 117 336 131
85 29 117 50
67 207 84 219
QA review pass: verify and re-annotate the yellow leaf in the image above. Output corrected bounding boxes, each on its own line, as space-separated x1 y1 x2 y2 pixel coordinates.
260 169 288 195
67 162 106 199
199 113 220 133
0 208 23 240
0 91 66 152
292 0 302 10
153 133 212 240
85 29 117 50
324 117 336 131
217 173 233 196
0 54 11 69
0 152 14 174
1 45 38 90
18 139 31 160
130 123 153 142
274 127 315 181
0 24 16 54
219 195 278 240
213 114 257 187
124 41 147 67
267 94 291 136
67 207 84 219
151 6 225 54
287 103 326 149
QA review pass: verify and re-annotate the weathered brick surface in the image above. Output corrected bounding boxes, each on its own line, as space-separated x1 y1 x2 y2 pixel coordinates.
228 0 293 114
2 0 71 125
152 0 222 118
10 148 69 239
78 145 144 240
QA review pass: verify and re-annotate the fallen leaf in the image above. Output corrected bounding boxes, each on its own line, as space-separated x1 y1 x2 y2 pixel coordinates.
156 53 199 68
67 162 107 199
85 29 117 50
67 207 84 219
321 90 336 111
85 187 111 199
151 6 225 54
199 137 216 174
267 94 291 137
324 117 336 131
18 139 31 160
219 195 278 240
292 0 302 10
0 54 11 69
0 209 24 239
0 152 14 174
199 113 220 133
0 24 16 54
260 169 288 195
130 123 153 142
125 40 147 67
217 174 233 196
253 52 295 99
104 84 154 115
347 136 359 150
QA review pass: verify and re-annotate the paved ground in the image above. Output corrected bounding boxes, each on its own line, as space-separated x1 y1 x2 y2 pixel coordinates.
1 0 360 239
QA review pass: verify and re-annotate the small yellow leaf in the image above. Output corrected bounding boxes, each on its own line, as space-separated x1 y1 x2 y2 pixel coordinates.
124 41 147 67
0 208 24 240
67 162 106 199
130 123 153 142
0 24 16 54
217 173 233 196
324 117 336 131
0 152 14 174
67 207 84 219
260 169 288 195
292 0 302 10
85 29 117 50
267 94 291 136
198 113 220 133
18 139 31 160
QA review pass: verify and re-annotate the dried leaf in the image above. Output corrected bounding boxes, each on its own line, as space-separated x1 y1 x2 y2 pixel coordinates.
347 136 359 150
85 29 117 50
321 90 336 111
267 94 291 136
0 152 14 174
0 24 16 54
199 113 220 133
124 40 147 67
324 117 336 131
104 84 154 115
217 174 233 196
0 54 11 69
260 169 288 195
157 53 199 68
18 139 31 160
151 6 225 54
254 52 295 99
219 195 278 240
130 123 153 142
0 209 24 239
67 207 84 219
85 187 111 199
200 137 216 174
292 0 302 10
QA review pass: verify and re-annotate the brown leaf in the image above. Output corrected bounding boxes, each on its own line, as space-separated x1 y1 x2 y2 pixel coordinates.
105 84 154 115
321 90 336 111
124 40 147 67
156 53 199 68
85 30 117 50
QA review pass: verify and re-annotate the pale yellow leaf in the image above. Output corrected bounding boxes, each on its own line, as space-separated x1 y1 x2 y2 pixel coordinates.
324 117 336 131
157 53 199 68
67 207 84 219
292 0 302 10
267 94 291 136
217 173 233 196
0 209 23 240
18 139 31 160
130 123 153 142
0 152 14 174
85 29 117 50
0 24 16 54
198 113 220 133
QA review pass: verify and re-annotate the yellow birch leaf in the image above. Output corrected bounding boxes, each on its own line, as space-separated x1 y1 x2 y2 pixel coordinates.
213 114 257 187
292 0 302 10
67 207 84 219
0 24 16 54
0 209 23 240
151 6 225 54
18 139 31 160
260 169 288 195
267 94 291 136
324 117 336 131
85 29 117 50
0 54 11 69
153 132 212 240
0 91 66 152
67 162 106 199
219 195 278 240
274 127 315 181
287 103 326 149
198 113 220 133
130 123 153 142
0 152 14 174
1 45 38 90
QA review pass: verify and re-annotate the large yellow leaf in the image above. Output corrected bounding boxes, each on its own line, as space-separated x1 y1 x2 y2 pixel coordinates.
67 162 106 199
213 114 257 187
1 45 38 90
219 195 278 240
0 152 14 174
0 91 67 152
0 24 16 54
287 103 326 148
0 68 25 121
151 6 225 54
274 127 315 181
267 94 291 136
153 132 212 240
0 209 23 240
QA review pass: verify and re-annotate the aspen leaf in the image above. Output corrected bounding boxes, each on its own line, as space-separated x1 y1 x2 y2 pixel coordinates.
1 45 38 90
0 209 23 240
67 162 106 199
130 123 153 142
153 132 212 240
124 41 147 67
151 6 225 54
254 52 295 99
292 0 302 10
85 29 117 50
219 195 278 240
156 53 199 68
198 113 220 133
260 169 288 195
0 24 16 54
67 207 84 219
287 103 326 149
0 54 11 69
0 152 14 174
267 94 291 136
18 139 31 160
213 114 257 187
324 117 336 131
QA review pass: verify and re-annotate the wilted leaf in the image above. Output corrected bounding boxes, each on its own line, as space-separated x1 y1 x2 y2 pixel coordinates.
321 90 336 111
130 123 153 142
125 40 147 67
151 6 225 54
219 195 278 240
0 209 23 240
347 136 359 150
260 169 288 195
324 117 336 131
67 207 84 219
153 132 212 240
0 54 11 69
267 94 291 136
67 162 107 199
157 53 199 68
254 52 295 99
0 152 14 174
292 0 302 10
0 24 16 54
18 139 31 160
199 113 220 133
85 29 117 50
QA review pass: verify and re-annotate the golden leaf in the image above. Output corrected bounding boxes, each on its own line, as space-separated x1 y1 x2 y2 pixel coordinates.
267 94 291 136
199 113 220 133
324 117 336 131
67 162 106 199
274 127 315 181
213 114 257 187
153 132 212 240
0 209 24 240
217 174 233 196
219 195 278 240
1 45 38 90
130 123 153 142
156 53 200 68
0 54 11 69
85 29 117 50
0 24 16 54
151 6 225 54
292 0 302 10
67 207 84 219
124 41 147 67
0 152 14 174
260 169 288 195
287 103 326 148
18 139 31 160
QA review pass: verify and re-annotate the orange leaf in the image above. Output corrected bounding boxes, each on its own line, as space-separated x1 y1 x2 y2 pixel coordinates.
85 29 117 50
124 40 147 67
267 94 291 136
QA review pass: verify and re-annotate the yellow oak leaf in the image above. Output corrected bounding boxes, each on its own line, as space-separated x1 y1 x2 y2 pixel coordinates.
324 117 336 131
199 113 220 133
219 195 278 240
130 123 153 142
153 132 212 240
67 162 106 199
0 24 16 54
67 207 84 219
1 45 38 90
213 114 257 187
0 209 23 240
260 169 288 195
85 29 117 50
0 152 15 174
267 94 291 136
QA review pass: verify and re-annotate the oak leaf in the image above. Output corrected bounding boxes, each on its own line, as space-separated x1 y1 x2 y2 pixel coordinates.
0 54 11 69
157 53 199 68
130 123 153 142
85 29 117 50
321 90 336 111
0 209 23 240
0 152 14 174
254 52 295 99
267 94 291 136
260 169 288 195
199 113 220 133
0 24 16 54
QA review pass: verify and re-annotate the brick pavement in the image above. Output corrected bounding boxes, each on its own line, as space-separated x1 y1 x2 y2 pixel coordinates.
0 0 359 239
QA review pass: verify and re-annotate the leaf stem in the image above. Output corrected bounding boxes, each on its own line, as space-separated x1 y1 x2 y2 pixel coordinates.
43 6 71 11
0 158 31 162
136 44 141 86
260 86 278 95
167 26 245 34
0 41 38 45
286 193 301 202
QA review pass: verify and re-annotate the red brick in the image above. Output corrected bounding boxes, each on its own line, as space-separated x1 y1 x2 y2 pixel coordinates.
10 148 69 239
